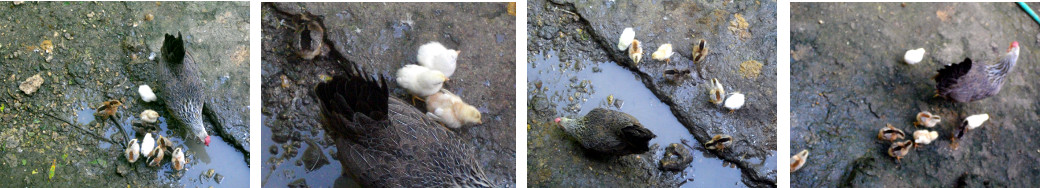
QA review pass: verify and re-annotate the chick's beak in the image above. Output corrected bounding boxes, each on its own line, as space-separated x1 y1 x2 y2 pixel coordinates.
455 50 462 56
204 135 211 146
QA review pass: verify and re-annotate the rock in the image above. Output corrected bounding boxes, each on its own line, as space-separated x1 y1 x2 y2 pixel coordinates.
116 163 129 177
287 178 308 188
19 73 43 95
301 141 329 172
659 143 693 171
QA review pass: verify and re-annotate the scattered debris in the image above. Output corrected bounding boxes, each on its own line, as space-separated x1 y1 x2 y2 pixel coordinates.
19 73 44 95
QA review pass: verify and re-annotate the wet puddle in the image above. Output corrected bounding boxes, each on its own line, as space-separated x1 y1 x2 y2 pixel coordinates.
70 105 248 186
529 51 744 187
260 116 348 187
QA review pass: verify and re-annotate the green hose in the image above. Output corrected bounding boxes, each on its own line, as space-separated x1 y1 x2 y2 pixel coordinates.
1018 2 1040 26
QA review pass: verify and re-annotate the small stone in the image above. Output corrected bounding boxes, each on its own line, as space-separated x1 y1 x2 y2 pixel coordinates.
64 33 73 40
213 173 224 184
144 13 154 21
13 1 23 5
818 20 824 24
204 169 216 178
19 74 44 95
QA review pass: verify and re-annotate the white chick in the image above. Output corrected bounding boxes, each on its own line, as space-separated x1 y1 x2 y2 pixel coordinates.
965 114 989 130
904 48 925 64
141 133 155 158
724 92 745 111
138 85 157 102
416 42 460 77
618 27 635 50
652 43 674 62
425 89 482 129
126 139 140 163
141 110 159 123
396 65 448 97
913 130 939 145
172 147 185 171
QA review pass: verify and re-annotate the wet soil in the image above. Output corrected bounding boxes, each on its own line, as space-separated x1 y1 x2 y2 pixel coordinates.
0 1 249 187
527 0 777 187
260 2 516 187
791 2 1040 187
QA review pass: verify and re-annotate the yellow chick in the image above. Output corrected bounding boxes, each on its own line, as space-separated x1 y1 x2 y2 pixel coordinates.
651 43 674 63
425 89 482 129
791 149 809 173
629 40 643 65
888 140 913 162
913 130 939 146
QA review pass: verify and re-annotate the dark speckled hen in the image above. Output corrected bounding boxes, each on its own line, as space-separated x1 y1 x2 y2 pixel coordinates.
935 41 1021 103
314 65 493 187
158 33 210 146
554 108 656 156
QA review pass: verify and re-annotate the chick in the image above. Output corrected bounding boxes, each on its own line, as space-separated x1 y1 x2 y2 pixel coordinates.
724 92 745 111
704 134 732 150
964 114 989 130
140 110 159 123
708 78 725 105
904 48 925 64
126 139 140 163
95 100 122 118
396 65 448 98
791 149 809 173
172 147 185 171
425 89 482 129
628 39 643 65
138 85 157 102
888 140 913 162
416 42 461 77
617 27 635 50
692 39 709 63
157 135 173 149
148 146 165 167
914 111 941 128
952 114 990 150
913 130 939 146
651 43 674 63
141 133 155 158
877 124 905 141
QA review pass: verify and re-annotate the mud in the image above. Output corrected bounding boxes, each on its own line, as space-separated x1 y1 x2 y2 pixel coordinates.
527 0 777 187
0 1 249 187
791 2 1040 187
260 2 516 187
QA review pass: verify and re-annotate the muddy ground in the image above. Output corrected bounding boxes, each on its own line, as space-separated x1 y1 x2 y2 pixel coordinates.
0 1 250 187
260 2 516 187
791 2 1040 187
527 0 776 187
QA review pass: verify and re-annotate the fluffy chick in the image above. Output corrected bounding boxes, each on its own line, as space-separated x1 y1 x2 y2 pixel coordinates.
416 42 460 77
396 65 448 97
425 89 482 129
